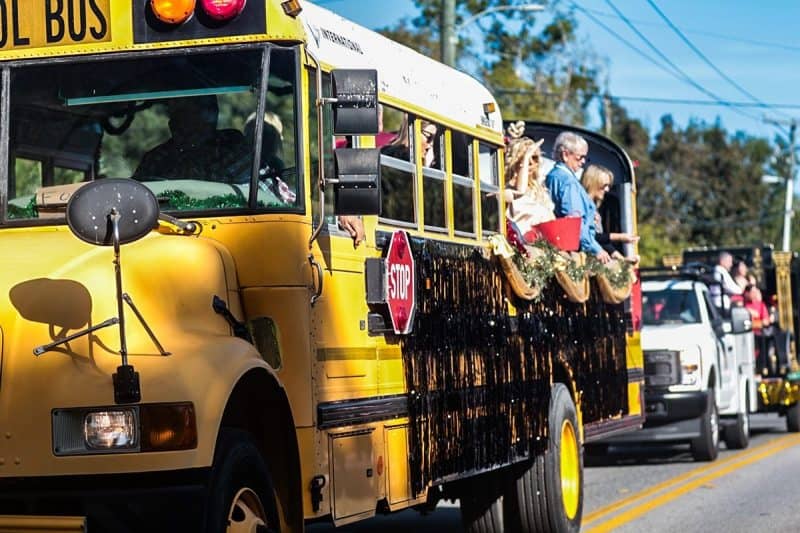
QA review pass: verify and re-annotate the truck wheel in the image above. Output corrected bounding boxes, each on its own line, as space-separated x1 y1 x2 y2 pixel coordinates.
459 471 505 533
786 402 800 432
690 390 719 461
503 383 582 533
723 394 750 450
204 429 280 533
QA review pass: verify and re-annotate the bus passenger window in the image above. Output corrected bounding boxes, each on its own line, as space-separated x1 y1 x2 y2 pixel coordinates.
479 142 500 235
451 131 475 235
422 121 446 231
379 108 415 225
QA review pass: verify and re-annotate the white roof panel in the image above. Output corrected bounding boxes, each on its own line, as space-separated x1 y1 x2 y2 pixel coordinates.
300 2 503 136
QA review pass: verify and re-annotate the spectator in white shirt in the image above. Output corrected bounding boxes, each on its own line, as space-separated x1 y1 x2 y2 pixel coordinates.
711 251 743 309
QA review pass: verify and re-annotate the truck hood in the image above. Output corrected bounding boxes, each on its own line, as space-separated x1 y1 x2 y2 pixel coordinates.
641 323 708 352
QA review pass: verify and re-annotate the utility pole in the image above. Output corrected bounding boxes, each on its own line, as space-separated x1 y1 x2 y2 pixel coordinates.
441 0 456 67
764 117 797 252
602 93 612 137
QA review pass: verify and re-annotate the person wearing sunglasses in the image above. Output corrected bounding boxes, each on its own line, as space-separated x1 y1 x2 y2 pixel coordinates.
545 131 610 263
381 115 438 168
581 164 639 259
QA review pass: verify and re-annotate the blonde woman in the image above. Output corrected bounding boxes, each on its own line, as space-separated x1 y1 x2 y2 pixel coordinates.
581 164 639 257
503 124 554 238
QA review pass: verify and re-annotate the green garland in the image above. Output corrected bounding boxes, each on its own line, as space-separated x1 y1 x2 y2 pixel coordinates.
511 239 633 299
7 197 38 219
157 190 246 210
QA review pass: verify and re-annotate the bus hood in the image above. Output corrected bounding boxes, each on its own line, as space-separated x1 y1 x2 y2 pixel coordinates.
0 226 237 364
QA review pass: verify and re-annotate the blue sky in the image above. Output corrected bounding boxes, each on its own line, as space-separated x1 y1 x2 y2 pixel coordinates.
315 0 800 142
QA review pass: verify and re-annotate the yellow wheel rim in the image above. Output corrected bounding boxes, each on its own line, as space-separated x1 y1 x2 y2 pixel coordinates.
559 419 580 520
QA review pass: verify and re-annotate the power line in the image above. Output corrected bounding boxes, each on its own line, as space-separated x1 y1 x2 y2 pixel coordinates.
494 88 800 109
645 0 792 121
600 0 762 123
579 7 800 54
569 4 694 90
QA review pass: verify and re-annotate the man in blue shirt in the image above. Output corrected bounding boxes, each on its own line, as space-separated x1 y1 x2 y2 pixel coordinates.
545 131 611 263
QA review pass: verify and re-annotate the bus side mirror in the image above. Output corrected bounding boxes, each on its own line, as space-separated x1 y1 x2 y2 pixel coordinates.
333 148 381 215
331 69 379 135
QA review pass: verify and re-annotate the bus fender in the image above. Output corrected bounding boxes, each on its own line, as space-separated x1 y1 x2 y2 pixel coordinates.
218 366 303 532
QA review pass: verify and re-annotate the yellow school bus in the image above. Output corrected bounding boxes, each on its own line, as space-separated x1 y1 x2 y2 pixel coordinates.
0 1 642 531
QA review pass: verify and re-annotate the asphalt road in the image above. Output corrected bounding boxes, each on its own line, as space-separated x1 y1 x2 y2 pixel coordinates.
308 413 800 532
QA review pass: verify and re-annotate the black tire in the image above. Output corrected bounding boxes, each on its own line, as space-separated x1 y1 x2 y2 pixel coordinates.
787 402 800 432
504 383 583 533
690 389 719 461
204 428 280 533
723 391 750 450
459 470 505 533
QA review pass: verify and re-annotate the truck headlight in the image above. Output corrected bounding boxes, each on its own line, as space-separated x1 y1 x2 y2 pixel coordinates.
681 364 699 385
679 345 702 386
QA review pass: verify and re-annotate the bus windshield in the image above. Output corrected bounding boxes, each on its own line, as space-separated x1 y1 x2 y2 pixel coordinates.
7 46 301 222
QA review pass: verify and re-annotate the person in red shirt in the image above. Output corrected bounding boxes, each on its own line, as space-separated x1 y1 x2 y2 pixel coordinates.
744 285 771 334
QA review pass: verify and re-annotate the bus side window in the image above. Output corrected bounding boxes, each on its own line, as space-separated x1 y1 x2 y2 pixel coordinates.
421 120 446 231
478 142 500 236
451 131 475 236
379 108 415 226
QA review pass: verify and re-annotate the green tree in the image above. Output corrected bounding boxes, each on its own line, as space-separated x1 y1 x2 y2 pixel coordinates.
378 0 599 125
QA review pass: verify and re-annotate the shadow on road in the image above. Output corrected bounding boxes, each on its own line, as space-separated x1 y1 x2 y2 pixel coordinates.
306 506 461 532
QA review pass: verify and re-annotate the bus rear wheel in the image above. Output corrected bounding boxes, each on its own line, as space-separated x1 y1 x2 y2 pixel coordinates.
458 470 505 533
204 429 280 533
505 383 583 533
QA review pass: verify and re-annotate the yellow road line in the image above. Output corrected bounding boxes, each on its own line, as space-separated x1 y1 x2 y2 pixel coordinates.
583 434 799 525
585 434 800 532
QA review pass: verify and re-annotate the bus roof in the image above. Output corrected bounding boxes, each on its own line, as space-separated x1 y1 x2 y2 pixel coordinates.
300 2 503 138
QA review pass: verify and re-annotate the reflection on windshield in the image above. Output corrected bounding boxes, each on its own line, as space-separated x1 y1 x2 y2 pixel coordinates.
643 289 701 325
7 47 301 221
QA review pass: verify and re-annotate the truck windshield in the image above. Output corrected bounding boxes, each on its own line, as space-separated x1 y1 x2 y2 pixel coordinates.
6 46 300 222
643 289 701 325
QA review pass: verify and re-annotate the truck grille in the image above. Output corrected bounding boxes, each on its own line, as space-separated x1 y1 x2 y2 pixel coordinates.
644 350 681 387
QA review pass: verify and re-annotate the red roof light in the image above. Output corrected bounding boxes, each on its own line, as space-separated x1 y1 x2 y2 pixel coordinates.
200 0 247 21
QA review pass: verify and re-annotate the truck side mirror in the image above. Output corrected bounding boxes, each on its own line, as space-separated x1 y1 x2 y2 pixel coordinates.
331 69 379 135
333 148 381 215
730 305 753 334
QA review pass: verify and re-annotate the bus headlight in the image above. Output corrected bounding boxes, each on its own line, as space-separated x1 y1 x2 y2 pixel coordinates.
85 410 137 449
53 403 196 456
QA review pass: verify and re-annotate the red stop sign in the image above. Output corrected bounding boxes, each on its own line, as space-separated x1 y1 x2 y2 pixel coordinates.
385 230 416 334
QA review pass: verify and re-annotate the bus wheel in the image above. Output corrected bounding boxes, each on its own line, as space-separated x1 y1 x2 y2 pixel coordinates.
786 402 800 432
205 429 280 533
459 470 505 533
505 383 582 533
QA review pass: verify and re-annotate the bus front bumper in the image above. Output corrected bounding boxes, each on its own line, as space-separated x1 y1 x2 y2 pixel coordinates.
0 468 208 532
0 514 86 532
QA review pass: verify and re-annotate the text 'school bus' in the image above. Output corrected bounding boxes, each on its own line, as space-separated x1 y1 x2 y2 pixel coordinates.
0 1 642 531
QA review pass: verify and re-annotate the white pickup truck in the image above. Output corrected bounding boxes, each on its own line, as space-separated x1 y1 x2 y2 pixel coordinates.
602 271 756 460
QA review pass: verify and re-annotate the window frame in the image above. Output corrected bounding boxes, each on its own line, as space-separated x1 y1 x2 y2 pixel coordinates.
1 43 309 226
